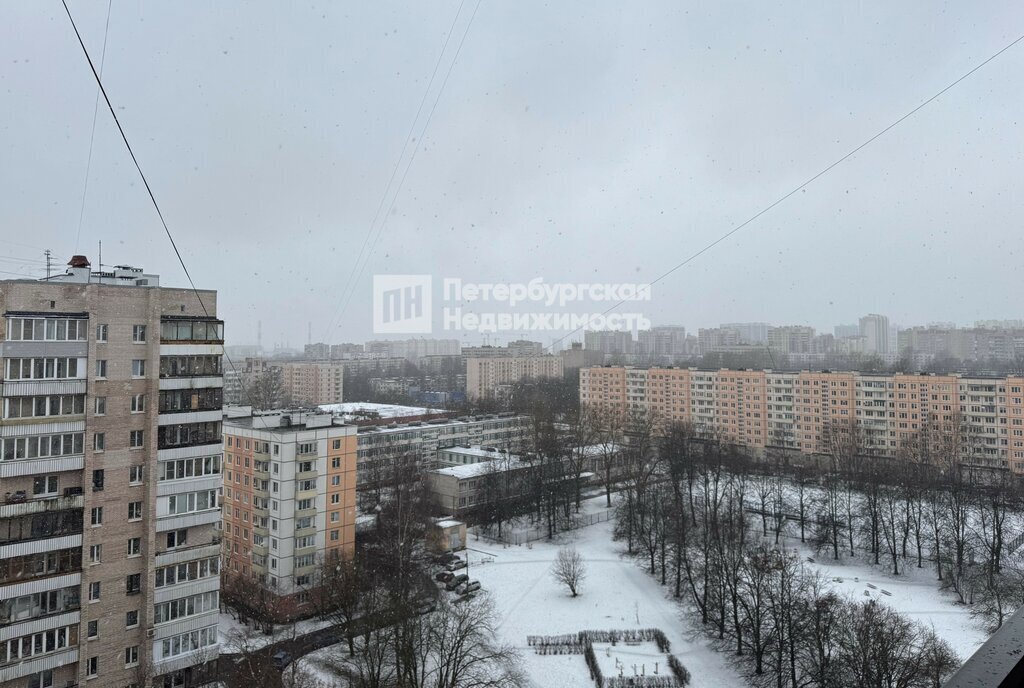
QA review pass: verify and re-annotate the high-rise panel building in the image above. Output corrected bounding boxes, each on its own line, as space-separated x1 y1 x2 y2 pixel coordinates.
721 322 769 345
859 314 894 357
0 257 223 688
465 356 563 400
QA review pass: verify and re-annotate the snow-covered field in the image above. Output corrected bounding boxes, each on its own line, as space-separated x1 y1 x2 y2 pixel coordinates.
464 519 744 688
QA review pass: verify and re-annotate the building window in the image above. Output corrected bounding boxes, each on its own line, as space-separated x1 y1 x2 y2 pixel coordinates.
88 582 101 601
166 529 187 548
92 469 104 490
126 573 141 594
132 325 146 343
130 394 146 413
130 430 145 448
129 465 144 484
330 530 339 541
126 610 139 628
125 645 140 667
128 501 143 520
332 439 342 450
93 433 105 452
86 656 98 677
89 544 102 564
87 620 98 638
96 324 108 342
331 456 341 468
331 511 339 523
27 670 53 688
95 360 107 378
127 537 141 556
91 506 103 526
131 359 146 377
330 493 340 504
32 475 58 496
94 396 106 415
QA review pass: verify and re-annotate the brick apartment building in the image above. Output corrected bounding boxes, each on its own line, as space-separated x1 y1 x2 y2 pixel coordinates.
466 356 563 400
0 257 223 688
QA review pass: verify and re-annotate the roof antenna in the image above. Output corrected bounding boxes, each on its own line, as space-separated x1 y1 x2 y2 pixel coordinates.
44 249 52 279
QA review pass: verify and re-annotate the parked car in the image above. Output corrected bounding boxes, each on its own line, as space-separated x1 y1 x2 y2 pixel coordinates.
434 552 459 565
445 559 467 572
445 574 469 591
435 571 455 583
457 580 481 595
272 650 292 670
416 600 438 615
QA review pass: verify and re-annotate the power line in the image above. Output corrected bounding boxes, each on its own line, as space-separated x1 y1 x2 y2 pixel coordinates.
73 0 113 253
61 0 256 407
324 0 483 340
546 31 1024 353
323 0 468 343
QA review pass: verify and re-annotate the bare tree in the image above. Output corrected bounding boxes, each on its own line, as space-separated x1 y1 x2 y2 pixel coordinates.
551 545 586 597
247 368 289 410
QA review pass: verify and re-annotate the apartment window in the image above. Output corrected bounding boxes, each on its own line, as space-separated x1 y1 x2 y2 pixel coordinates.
332 439 342 450
87 620 98 638
125 645 140 667
132 325 146 343
88 582 101 601
128 501 143 521
130 430 145 448
166 529 187 548
94 396 106 415
126 610 139 628
330 493 340 504
130 394 146 413
95 360 107 378
331 475 341 486
95 324 108 341
129 465 144 484
295 535 314 549
86 656 98 677
131 359 146 377
330 530 339 541
27 670 53 688
297 498 311 510
92 469 104 490
32 475 58 496
127 537 141 556
89 544 102 564
93 433 105 452
126 573 141 594
91 506 103 526
331 511 339 523
331 456 341 468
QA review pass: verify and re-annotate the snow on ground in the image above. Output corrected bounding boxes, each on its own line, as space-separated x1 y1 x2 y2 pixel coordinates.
463 518 744 688
780 540 988 660
217 612 332 653
591 642 668 682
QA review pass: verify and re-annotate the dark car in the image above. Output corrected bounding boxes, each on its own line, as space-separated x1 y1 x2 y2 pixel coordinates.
434 552 459 565
416 600 438 615
272 649 292 670
436 570 455 583
445 574 469 591
457 580 481 595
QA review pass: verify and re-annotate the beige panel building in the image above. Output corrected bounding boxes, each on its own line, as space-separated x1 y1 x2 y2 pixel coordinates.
580 366 1024 474
466 356 563 401
0 257 222 688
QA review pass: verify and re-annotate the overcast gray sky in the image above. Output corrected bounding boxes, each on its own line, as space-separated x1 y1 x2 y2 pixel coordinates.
3 1 1023 348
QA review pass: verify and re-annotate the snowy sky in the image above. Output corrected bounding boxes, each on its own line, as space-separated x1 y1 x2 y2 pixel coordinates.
3 1 1023 347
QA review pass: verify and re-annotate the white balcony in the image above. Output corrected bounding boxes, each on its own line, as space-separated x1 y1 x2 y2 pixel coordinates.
0 494 83 519
0 456 83 478
156 508 221 532
0 572 81 599
0 610 80 643
0 534 81 559
0 647 78 684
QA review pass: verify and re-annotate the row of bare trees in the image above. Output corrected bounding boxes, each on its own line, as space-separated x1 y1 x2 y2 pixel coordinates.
610 418 962 687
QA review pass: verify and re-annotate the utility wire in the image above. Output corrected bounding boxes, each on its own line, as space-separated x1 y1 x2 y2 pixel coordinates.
546 31 1024 353
323 0 469 342
61 0 256 407
325 0 483 339
73 0 113 253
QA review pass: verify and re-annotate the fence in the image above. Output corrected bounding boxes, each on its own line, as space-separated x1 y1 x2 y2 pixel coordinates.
475 508 615 546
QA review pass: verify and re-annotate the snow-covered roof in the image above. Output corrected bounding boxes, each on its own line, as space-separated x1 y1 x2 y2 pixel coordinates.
318 402 442 418
434 519 464 529
429 458 530 480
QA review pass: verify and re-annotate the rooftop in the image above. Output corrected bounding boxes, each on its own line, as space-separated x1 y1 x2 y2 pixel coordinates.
318 402 444 419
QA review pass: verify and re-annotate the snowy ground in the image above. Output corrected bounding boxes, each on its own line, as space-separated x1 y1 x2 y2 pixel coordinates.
777 539 988 660
217 612 332 653
591 642 669 683
463 518 744 688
